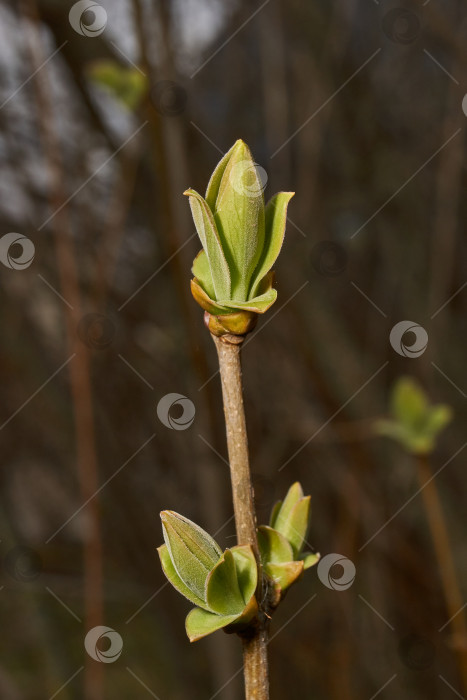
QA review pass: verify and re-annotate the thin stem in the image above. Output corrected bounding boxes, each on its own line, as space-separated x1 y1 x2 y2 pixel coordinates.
212 333 269 700
242 629 270 700
212 334 257 548
416 454 467 694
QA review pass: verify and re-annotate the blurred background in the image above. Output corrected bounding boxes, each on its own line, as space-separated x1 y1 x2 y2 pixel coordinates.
1 0 466 698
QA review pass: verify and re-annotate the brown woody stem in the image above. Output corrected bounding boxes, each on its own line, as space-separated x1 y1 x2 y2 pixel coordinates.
212 333 269 700
416 454 467 694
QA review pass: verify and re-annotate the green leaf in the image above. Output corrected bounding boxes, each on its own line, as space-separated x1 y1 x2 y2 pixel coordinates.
283 496 311 558
205 549 245 615
391 377 428 430
249 192 294 298
376 387 453 455
161 511 222 600
184 189 231 300
257 526 294 565
186 607 240 642
231 545 258 604
157 544 209 610
268 484 311 557
300 551 320 570
192 250 215 300
265 561 304 593
188 140 295 320
273 482 304 535
213 140 265 301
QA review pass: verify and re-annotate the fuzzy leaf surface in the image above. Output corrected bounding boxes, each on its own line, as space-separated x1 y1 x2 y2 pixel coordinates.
157 544 208 609
161 511 222 599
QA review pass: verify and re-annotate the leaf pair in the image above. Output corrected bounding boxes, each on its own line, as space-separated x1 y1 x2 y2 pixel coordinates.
258 483 319 601
157 483 319 641
158 512 257 642
185 140 294 335
375 377 452 455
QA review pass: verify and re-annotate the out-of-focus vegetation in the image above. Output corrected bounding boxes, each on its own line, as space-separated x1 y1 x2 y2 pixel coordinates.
0 1 466 698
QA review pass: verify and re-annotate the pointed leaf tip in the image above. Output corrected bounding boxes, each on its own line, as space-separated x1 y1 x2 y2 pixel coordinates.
270 483 310 557
213 141 265 300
